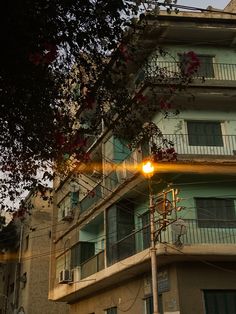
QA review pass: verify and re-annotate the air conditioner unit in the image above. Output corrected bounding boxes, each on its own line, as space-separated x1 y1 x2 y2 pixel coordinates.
62 209 74 221
59 269 73 284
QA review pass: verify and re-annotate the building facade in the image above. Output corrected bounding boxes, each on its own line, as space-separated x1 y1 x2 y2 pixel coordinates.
49 4 236 314
0 188 69 314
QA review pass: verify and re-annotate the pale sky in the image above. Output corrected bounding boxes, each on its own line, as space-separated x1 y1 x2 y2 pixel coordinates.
178 0 230 9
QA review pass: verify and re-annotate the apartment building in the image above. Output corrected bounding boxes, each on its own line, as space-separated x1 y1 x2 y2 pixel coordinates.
49 3 236 314
0 188 69 314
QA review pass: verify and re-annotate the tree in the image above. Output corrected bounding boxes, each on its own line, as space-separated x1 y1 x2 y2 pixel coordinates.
0 0 199 210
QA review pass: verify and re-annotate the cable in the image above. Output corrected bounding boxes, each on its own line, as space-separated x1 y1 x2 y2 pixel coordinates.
156 2 236 17
161 241 236 275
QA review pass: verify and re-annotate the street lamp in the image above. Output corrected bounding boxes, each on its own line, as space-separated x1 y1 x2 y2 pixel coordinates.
142 160 159 314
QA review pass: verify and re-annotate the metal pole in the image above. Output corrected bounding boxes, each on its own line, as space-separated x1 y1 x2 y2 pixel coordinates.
149 179 159 314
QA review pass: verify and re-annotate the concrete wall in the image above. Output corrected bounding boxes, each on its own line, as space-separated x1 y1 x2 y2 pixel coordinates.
149 45 236 65
6 189 70 314
177 262 236 314
153 110 236 137
69 265 179 314
224 0 236 12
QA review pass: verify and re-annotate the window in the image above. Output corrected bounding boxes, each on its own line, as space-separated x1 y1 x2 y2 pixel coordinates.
195 55 215 78
180 54 214 78
106 202 135 265
187 121 223 147
204 290 236 314
145 296 153 314
25 235 29 251
57 192 78 221
105 307 117 314
56 252 70 280
70 242 95 269
144 295 163 314
58 195 71 221
195 198 236 228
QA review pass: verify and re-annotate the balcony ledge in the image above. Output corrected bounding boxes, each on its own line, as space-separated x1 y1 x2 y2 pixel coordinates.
49 242 236 303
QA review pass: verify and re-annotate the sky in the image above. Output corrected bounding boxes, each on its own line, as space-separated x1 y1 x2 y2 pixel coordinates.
178 0 230 9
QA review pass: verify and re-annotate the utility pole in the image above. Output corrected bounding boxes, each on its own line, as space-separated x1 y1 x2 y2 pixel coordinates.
149 178 159 314
142 162 185 314
142 161 159 314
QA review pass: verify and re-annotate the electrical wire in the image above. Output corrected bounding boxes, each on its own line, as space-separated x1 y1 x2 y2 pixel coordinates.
161 240 236 275
158 2 236 17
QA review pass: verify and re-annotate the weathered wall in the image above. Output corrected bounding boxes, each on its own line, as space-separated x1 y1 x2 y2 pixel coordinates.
177 262 236 314
224 0 236 12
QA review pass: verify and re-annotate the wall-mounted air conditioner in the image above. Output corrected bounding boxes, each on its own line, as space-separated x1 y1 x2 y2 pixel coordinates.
59 269 73 284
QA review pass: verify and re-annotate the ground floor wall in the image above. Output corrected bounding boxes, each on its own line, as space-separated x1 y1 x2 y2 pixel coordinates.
69 260 236 314
177 261 236 314
69 264 179 314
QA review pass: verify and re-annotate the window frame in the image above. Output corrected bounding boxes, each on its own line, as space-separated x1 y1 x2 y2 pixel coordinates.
104 306 117 314
143 294 163 314
195 197 236 228
186 120 224 147
203 289 236 314
57 193 73 221
179 53 215 78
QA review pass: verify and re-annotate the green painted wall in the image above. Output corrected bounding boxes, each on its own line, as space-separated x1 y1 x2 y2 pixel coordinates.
153 110 236 136
132 183 236 246
149 45 236 64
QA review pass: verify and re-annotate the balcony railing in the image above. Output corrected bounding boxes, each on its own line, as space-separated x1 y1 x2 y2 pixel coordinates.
142 61 236 83
154 134 236 157
80 183 102 213
80 250 105 279
108 219 236 265
79 149 143 213
161 219 236 245
104 148 143 196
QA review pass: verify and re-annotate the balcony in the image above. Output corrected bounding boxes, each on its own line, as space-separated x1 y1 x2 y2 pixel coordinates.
80 250 105 279
154 134 236 159
79 148 142 213
141 61 236 86
161 219 236 245
80 184 102 213
107 219 236 266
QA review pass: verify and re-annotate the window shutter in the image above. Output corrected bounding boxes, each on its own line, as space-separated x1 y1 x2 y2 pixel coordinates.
187 121 223 147
196 198 235 228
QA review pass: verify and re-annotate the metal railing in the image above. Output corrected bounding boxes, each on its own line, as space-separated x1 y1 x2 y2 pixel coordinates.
79 148 142 213
107 219 236 265
103 148 142 196
154 134 236 157
80 183 102 213
161 219 236 245
74 220 236 277
142 61 236 82
80 250 105 279
79 134 235 214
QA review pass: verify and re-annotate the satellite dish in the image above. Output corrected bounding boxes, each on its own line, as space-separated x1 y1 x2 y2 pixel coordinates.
171 219 187 236
171 219 187 247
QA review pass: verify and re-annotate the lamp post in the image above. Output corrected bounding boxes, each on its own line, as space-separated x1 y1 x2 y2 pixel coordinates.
142 161 159 314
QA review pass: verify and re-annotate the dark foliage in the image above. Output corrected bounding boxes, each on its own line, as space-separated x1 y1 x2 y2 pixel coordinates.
0 221 19 250
0 0 197 209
